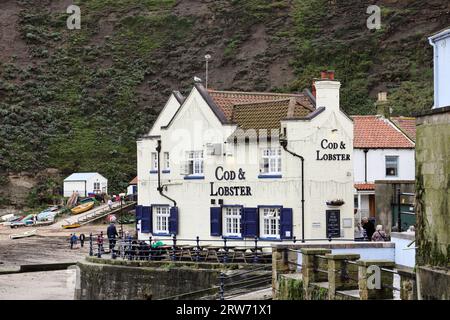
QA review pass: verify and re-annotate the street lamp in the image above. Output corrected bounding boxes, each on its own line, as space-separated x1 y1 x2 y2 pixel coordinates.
205 54 211 89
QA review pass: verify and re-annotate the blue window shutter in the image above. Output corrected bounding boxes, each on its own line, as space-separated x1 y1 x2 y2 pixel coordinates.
210 207 222 236
243 207 259 238
141 206 152 233
169 207 178 235
135 205 142 220
280 208 293 239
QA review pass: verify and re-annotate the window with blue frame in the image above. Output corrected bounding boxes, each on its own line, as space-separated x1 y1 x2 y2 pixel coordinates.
151 152 158 171
163 152 170 171
259 207 281 238
260 148 281 175
153 206 170 234
222 206 242 237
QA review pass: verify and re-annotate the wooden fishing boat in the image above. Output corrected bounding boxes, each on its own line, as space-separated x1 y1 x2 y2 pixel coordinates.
62 223 81 229
10 229 37 239
71 201 94 215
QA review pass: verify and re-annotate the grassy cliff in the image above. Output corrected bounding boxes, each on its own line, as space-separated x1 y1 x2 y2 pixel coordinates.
0 0 448 205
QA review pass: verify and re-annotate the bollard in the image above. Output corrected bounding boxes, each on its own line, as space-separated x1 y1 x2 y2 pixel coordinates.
171 234 177 261
253 236 259 263
219 272 226 300
196 236 200 262
89 233 93 256
293 236 297 244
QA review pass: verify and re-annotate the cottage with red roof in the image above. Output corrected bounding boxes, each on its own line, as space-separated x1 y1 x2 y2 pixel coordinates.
352 93 416 225
136 72 354 243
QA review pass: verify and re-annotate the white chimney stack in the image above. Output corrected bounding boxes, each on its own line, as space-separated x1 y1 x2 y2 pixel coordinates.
314 71 341 111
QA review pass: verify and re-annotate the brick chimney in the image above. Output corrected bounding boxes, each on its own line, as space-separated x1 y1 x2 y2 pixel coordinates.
314 70 340 111
376 91 391 118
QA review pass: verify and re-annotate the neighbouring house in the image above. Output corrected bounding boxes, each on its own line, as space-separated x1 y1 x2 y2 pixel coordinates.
352 94 416 229
127 176 138 196
136 71 355 243
63 172 107 197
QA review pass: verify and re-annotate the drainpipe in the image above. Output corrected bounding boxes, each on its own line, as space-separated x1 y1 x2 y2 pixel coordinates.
363 149 368 183
156 140 177 207
279 138 305 243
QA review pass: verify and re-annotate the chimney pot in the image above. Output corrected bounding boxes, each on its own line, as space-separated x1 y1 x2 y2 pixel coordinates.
321 71 328 79
327 70 335 80
378 92 387 102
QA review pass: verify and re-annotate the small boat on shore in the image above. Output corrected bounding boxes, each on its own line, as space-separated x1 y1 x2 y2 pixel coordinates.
10 229 37 239
62 223 81 229
71 201 94 215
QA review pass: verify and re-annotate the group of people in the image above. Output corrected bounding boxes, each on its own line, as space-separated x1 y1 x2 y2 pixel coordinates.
358 217 389 241
69 233 86 249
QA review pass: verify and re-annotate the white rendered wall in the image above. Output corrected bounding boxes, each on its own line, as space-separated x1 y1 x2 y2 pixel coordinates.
353 148 415 183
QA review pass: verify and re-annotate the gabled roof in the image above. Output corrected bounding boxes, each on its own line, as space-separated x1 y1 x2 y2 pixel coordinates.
207 87 315 121
129 176 138 185
352 115 415 149
162 83 316 131
390 117 416 142
64 172 104 181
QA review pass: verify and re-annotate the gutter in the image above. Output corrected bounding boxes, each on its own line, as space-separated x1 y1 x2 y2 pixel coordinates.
279 138 305 243
156 140 177 207
363 149 368 183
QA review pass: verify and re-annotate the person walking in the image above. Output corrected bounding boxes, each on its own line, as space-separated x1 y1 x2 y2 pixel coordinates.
107 221 119 252
79 233 85 247
69 233 74 249
70 233 78 249
362 217 375 241
108 198 113 210
372 225 388 241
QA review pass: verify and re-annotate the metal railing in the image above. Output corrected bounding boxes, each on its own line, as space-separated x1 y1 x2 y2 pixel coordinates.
88 234 274 264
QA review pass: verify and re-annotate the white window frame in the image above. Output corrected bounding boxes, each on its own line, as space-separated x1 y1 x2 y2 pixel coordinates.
153 206 170 234
151 152 158 171
93 182 100 193
163 152 170 171
260 148 282 174
222 206 242 237
187 150 204 175
259 207 281 238
385 155 399 177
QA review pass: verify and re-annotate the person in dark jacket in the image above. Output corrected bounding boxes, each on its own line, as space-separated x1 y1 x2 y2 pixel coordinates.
362 217 375 241
107 222 119 251
79 233 85 247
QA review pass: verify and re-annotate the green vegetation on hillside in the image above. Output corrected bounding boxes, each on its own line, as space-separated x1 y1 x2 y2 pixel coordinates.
0 0 444 206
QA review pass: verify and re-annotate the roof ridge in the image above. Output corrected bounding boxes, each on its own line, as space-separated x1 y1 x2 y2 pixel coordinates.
232 98 292 107
208 89 307 97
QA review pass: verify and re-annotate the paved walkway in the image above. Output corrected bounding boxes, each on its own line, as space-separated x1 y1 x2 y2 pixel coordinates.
0 269 76 300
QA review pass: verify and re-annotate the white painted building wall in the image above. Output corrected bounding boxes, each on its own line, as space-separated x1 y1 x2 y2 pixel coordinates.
137 81 354 243
63 173 107 197
429 28 450 109
353 148 415 182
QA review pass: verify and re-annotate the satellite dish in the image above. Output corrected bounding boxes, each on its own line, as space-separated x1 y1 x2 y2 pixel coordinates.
205 54 211 60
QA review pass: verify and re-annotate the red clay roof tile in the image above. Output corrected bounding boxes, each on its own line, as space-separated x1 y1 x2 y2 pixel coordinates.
351 115 414 149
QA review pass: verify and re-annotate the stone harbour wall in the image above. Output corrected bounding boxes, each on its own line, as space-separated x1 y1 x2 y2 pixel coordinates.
76 258 223 300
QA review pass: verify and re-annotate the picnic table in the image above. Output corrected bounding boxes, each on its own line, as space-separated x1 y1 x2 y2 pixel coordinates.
207 245 236 263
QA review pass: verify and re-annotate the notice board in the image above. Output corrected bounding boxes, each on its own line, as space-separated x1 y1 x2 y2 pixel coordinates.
326 210 341 238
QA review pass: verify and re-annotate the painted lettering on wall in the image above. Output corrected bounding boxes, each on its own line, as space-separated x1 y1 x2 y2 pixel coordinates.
316 139 350 161
210 166 252 196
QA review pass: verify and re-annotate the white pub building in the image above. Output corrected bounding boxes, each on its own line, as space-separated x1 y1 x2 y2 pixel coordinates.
136 72 355 243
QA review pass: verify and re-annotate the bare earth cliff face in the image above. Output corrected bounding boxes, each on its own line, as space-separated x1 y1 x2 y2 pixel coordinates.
0 0 449 208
